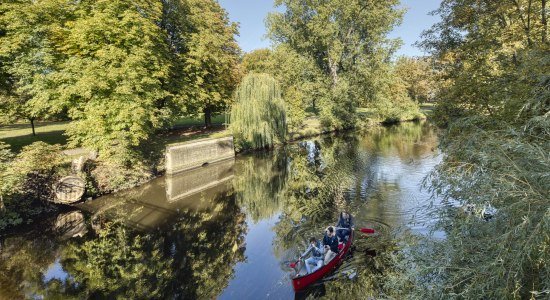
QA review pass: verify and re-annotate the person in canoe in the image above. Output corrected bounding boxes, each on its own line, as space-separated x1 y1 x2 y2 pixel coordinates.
336 211 354 242
323 226 339 264
300 237 325 274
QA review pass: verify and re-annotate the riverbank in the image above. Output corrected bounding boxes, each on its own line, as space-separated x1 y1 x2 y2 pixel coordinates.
0 112 427 233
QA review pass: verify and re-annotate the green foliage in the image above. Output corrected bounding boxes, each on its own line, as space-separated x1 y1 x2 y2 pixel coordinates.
0 141 63 230
421 0 549 126
318 79 358 129
271 45 328 130
230 73 287 150
420 115 550 299
0 0 68 123
0 0 240 161
412 0 550 298
0 235 59 299
394 56 437 103
267 0 419 129
55 0 173 157
63 221 173 299
241 48 274 74
178 0 241 126
233 152 288 222
242 46 327 131
360 61 424 123
2 141 63 198
0 141 13 193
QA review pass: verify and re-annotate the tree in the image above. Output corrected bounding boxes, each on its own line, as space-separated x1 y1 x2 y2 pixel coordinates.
410 0 550 297
181 0 241 127
230 73 287 150
0 0 69 134
420 0 549 125
267 0 406 129
241 49 275 75
50 0 174 160
394 56 436 103
242 46 327 131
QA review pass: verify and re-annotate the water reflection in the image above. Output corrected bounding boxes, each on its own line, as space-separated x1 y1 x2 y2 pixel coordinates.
0 121 441 299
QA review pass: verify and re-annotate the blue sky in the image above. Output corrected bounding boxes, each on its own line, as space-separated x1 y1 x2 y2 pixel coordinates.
218 0 441 57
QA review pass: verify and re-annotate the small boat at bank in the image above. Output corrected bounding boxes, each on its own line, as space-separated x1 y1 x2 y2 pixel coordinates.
292 229 354 291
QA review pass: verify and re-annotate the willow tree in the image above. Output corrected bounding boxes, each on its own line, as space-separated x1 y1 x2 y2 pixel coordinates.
230 74 287 150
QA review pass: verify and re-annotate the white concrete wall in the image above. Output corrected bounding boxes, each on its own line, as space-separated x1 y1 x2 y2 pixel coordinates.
165 136 235 175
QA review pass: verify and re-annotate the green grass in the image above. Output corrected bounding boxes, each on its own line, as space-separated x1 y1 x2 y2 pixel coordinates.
172 114 227 127
0 114 229 153
0 121 69 152
288 117 323 140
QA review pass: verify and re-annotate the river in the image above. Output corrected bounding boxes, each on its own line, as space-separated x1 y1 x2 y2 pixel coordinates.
0 121 442 299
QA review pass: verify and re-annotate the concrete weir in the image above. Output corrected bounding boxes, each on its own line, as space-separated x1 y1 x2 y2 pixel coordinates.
165 136 235 175
166 158 235 202
76 158 235 231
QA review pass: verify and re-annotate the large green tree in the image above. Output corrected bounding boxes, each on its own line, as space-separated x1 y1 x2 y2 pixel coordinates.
421 0 548 125
242 46 327 131
394 56 437 103
181 0 241 127
230 73 287 150
267 0 406 129
53 0 174 159
0 0 69 133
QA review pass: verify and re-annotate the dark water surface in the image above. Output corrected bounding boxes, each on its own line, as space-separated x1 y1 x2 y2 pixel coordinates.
0 122 441 299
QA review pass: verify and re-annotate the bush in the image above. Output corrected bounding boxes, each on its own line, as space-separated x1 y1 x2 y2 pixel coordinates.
319 79 358 130
0 141 64 231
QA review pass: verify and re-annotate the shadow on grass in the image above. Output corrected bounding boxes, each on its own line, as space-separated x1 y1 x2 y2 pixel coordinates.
0 121 69 132
0 130 68 152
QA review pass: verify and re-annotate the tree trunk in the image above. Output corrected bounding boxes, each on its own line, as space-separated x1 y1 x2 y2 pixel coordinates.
30 118 36 136
527 0 533 46
328 56 339 86
543 0 547 43
204 106 212 128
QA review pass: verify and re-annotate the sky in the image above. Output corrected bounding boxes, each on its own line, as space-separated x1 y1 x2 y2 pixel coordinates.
218 0 441 57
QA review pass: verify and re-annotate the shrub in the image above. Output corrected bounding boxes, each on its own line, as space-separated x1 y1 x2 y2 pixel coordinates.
0 142 64 231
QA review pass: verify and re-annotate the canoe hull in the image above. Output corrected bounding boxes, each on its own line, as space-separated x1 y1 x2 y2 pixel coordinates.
292 229 354 291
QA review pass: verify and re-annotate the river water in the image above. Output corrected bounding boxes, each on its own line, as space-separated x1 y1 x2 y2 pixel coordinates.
0 121 442 299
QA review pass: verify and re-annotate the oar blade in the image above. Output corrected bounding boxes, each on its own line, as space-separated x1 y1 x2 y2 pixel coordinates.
360 228 375 234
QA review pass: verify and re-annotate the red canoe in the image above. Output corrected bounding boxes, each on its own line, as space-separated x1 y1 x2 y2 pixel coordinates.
292 229 354 291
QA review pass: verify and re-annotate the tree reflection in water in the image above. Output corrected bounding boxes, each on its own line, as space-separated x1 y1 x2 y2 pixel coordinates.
0 182 247 299
0 121 440 299
233 151 289 223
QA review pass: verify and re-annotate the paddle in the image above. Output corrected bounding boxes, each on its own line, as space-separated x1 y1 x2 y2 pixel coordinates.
360 228 376 234
334 226 375 234
289 257 301 268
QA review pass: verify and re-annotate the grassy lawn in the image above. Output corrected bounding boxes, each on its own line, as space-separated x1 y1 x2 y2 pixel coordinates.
172 114 227 127
0 114 228 153
0 121 69 152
